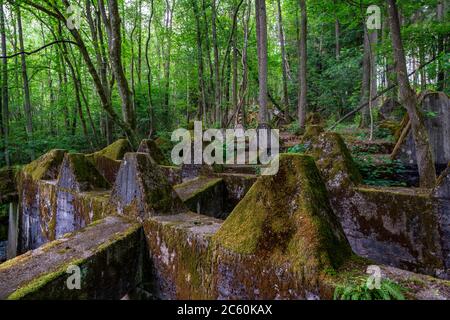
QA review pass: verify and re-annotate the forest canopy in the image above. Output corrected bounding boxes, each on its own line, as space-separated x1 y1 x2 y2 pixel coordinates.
0 0 448 168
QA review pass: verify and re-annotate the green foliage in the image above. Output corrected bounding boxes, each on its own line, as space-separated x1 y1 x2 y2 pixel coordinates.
334 278 406 301
353 153 407 187
287 144 309 154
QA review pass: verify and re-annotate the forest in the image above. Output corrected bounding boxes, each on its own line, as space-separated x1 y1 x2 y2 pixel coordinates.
0 0 447 167
0 0 449 302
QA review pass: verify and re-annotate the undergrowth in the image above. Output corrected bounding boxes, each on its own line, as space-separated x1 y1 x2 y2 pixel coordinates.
334 278 406 300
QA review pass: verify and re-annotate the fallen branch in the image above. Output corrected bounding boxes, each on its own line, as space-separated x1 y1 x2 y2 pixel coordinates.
329 56 439 130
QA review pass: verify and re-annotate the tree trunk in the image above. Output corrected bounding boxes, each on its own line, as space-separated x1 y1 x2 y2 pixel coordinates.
212 0 221 125
17 7 35 159
360 27 371 127
387 0 436 188
163 0 175 127
276 0 290 115
192 0 207 123
0 0 10 166
145 0 154 136
105 0 136 131
437 1 447 91
255 0 268 125
297 0 307 129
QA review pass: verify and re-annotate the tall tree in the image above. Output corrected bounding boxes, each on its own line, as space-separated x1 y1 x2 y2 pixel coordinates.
255 0 268 125
0 0 9 166
276 0 290 115
17 7 34 159
387 0 436 188
297 0 307 129
102 0 136 131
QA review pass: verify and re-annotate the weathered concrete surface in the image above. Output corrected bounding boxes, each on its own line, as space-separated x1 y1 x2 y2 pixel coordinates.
19 150 68 252
212 154 352 299
395 92 450 168
308 131 449 278
219 173 257 213
87 139 132 161
143 212 222 299
347 186 445 277
18 151 112 252
147 215 450 299
159 166 182 186
0 216 144 300
434 165 450 279
175 177 225 218
87 155 121 185
109 153 186 221
20 179 111 253
57 153 110 192
138 139 171 166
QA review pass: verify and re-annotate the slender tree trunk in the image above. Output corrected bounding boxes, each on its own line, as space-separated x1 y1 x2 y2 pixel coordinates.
105 0 136 131
276 0 290 115
232 17 238 124
145 0 154 136
335 14 340 59
360 27 371 127
255 0 268 125
387 0 436 188
192 0 207 123
17 7 35 159
212 0 221 125
297 0 307 129
0 1 9 166
437 1 447 91
163 0 175 127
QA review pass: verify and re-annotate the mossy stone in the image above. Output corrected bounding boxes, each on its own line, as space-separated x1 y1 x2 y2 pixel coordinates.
110 152 186 221
87 139 132 161
137 139 171 166
57 153 110 192
213 154 352 272
22 149 67 181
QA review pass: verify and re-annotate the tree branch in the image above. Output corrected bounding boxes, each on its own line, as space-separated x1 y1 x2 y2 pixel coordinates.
0 40 79 59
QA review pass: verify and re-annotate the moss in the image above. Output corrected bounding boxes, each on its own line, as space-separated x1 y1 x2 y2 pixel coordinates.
175 177 223 202
301 125 324 143
138 139 171 166
213 154 352 273
309 132 362 187
59 153 110 191
93 222 141 254
22 149 66 181
7 258 85 300
87 139 132 161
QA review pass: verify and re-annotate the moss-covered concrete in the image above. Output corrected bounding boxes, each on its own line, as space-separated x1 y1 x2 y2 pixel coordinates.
214 154 351 267
308 132 362 190
110 153 186 221
137 139 171 166
143 213 221 299
159 166 182 186
86 154 121 185
0 216 144 300
57 153 110 192
175 177 225 218
22 149 67 181
87 139 132 161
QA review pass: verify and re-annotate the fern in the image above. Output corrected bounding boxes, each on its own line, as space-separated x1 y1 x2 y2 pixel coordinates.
334 278 406 301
